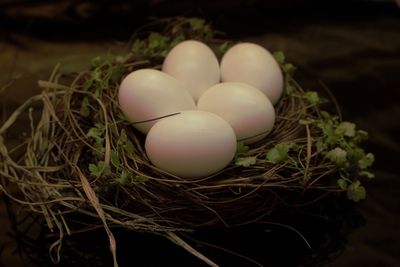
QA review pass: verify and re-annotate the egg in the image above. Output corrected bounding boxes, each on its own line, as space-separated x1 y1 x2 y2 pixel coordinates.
118 69 196 133
197 82 275 144
220 42 283 104
145 110 237 178
162 40 220 102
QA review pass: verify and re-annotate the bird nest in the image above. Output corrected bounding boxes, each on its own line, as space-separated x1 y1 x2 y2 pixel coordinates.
0 17 374 267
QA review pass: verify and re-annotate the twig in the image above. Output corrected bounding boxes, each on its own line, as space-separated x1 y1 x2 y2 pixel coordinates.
78 170 119 267
164 232 220 267
318 80 342 121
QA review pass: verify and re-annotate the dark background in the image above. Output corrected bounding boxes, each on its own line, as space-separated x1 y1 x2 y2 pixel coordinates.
1 0 400 266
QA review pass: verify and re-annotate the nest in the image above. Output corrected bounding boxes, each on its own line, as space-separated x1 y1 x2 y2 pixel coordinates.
0 18 373 267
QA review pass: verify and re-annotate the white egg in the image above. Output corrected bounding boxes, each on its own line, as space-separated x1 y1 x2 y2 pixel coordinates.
118 69 196 134
145 110 237 178
220 42 283 104
197 82 275 144
162 40 220 102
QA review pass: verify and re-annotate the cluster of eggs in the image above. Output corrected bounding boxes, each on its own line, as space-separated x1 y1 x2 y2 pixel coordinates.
118 40 283 178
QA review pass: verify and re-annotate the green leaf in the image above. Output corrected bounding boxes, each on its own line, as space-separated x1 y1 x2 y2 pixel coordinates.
347 180 366 202
188 18 205 30
92 68 102 82
89 161 111 177
87 124 105 156
148 33 166 49
87 123 105 142
119 129 134 154
325 147 347 165
131 39 143 52
203 25 214 40
235 156 257 167
110 150 121 169
299 118 315 125
132 175 148 184
119 129 128 143
109 65 124 83
125 139 135 154
115 55 125 63
347 147 365 162
273 51 285 65
91 56 103 67
80 97 90 117
317 121 339 145
117 171 147 186
95 123 105 132
353 130 369 144
282 63 296 74
303 91 321 106
145 32 170 56
170 35 185 48
335 121 356 137
337 178 348 190
315 138 326 152
117 170 133 185
218 42 230 54
358 153 374 169
266 143 294 164
320 110 331 120
360 171 375 179
285 82 295 95
235 141 249 156
82 78 93 91
87 128 102 142
91 68 107 97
